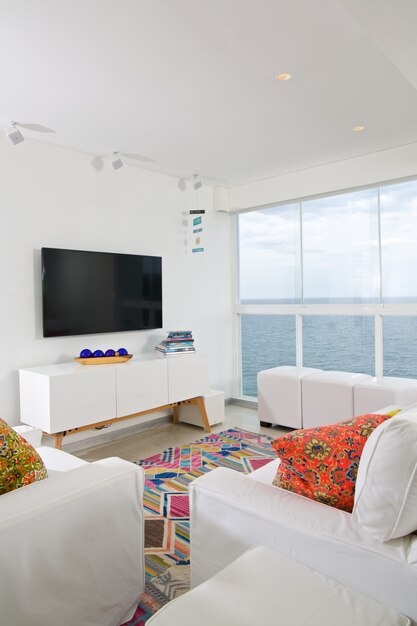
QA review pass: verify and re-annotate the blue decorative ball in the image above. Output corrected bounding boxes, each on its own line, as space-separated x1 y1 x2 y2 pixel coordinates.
80 348 92 358
117 347 128 356
105 349 115 357
93 349 105 358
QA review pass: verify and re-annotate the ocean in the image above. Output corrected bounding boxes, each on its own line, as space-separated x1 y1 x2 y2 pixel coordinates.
240 305 417 397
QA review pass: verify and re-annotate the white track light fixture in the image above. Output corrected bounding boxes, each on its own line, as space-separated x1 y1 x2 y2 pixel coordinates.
192 173 202 190
110 152 123 170
6 121 24 145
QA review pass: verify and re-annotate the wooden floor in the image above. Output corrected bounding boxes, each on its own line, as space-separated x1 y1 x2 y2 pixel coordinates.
74 404 289 463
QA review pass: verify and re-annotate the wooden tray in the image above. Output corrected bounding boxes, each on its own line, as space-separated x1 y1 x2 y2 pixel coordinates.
74 354 133 365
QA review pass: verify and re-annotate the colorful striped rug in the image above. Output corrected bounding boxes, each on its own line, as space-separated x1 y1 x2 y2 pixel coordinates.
122 427 276 625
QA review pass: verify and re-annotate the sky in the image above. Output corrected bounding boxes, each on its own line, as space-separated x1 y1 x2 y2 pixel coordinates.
238 178 417 302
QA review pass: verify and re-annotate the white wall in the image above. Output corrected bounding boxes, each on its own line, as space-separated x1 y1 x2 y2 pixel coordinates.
228 142 417 211
0 136 233 436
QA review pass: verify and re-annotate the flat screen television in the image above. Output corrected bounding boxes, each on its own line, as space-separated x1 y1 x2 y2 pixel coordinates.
41 248 163 337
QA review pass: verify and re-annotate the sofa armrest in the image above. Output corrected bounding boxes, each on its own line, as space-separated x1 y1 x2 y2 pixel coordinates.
0 457 144 626
190 467 417 623
12 424 43 448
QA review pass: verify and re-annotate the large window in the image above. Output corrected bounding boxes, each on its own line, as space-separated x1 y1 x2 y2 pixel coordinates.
302 189 379 304
383 317 417 378
241 315 296 396
238 204 301 303
237 178 417 397
303 316 374 376
380 179 417 303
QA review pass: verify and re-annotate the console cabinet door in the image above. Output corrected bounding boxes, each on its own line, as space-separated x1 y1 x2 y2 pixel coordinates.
116 358 168 417
20 366 117 433
168 353 210 403
48 367 116 433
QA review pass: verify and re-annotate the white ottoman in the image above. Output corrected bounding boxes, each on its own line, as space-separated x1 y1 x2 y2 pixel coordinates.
257 366 322 428
147 546 410 626
179 389 224 427
302 370 373 428
354 377 417 415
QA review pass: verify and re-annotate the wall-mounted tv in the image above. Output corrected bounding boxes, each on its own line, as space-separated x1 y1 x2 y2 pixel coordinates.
41 248 163 337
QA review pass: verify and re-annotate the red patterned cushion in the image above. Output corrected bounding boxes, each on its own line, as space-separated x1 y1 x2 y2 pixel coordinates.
272 414 392 512
0 419 47 495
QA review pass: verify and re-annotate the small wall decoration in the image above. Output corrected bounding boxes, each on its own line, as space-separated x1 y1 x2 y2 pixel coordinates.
190 209 205 253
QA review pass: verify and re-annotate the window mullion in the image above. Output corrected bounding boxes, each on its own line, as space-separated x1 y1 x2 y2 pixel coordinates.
375 314 383 378
296 313 303 367
377 187 383 304
300 201 304 304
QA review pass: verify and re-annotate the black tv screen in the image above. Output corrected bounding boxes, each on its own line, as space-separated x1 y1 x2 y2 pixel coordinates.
41 248 163 337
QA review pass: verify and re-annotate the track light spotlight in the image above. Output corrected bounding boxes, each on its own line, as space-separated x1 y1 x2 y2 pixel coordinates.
6 121 24 145
192 173 202 190
110 152 123 170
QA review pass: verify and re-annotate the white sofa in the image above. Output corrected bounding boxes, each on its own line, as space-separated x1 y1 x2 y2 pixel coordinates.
149 546 410 626
189 417 417 624
0 437 145 626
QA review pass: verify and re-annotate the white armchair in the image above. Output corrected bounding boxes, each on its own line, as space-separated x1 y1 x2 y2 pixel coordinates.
0 446 144 626
189 461 417 624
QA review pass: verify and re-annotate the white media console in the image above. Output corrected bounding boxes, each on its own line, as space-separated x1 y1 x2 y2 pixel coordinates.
19 352 211 448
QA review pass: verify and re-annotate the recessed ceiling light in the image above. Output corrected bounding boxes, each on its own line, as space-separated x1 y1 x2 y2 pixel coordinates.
276 72 291 81
352 125 365 132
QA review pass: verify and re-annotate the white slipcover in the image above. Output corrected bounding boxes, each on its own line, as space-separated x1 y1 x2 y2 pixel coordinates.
0 455 144 626
149 546 410 626
37 445 89 472
353 407 417 541
190 463 417 624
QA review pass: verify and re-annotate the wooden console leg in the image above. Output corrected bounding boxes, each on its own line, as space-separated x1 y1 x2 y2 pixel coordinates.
55 432 64 449
195 396 211 433
260 421 273 428
172 404 179 424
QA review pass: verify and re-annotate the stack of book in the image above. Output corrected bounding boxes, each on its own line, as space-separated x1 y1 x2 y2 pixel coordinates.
154 330 196 357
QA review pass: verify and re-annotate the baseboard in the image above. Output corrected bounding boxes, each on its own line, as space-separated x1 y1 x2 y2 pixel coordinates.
229 397 258 410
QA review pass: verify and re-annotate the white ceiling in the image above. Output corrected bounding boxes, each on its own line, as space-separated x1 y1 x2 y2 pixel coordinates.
1 0 417 186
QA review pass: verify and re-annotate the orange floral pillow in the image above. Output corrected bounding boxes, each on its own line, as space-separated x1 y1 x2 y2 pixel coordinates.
0 419 47 495
272 414 393 512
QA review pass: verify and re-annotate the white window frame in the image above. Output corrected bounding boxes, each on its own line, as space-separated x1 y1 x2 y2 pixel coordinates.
234 176 417 400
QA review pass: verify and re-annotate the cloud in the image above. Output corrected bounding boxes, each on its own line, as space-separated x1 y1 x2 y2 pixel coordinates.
239 179 417 301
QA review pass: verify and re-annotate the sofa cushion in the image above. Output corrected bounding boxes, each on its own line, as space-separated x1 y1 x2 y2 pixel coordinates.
353 408 417 541
37 446 88 474
150 545 411 626
0 418 47 495
272 413 393 512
